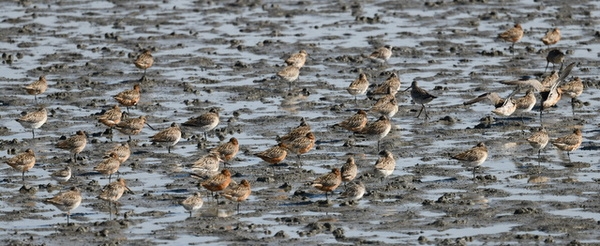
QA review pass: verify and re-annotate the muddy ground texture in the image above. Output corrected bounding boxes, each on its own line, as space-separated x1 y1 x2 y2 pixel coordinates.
2 0 600 245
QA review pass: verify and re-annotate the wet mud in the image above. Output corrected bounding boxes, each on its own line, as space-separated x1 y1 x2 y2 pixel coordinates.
1 0 600 245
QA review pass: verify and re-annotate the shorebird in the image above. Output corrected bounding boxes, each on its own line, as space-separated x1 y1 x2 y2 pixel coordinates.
405 81 437 119
94 152 122 182
359 115 392 152
277 65 300 90
278 118 311 145
347 73 370 103
464 87 520 117
498 23 523 52
150 122 182 153
285 50 308 68
371 72 401 96
559 77 584 115
191 152 222 177
115 115 152 140
210 137 239 166
51 166 71 184
181 192 204 218
541 28 561 46
98 105 123 129
551 128 582 160
113 84 141 112
368 45 393 63
24 75 47 102
281 132 316 162
374 150 395 178
5 149 36 182
107 142 131 164
334 110 368 133
339 180 365 201
45 187 82 224
134 49 154 80
545 49 565 73
370 97 398 118
499 62 576 119
98 178 132 216
56 130 87 164
312 168 342 201
451 142 488 178
341 156 358 188
255 143 288 165
182 108 219 141
527 127 549 161
222 179 251 214
201 169 232 204
16 107 47 139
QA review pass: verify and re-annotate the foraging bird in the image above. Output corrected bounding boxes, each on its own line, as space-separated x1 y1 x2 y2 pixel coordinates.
545 49 565 73
98 178 132 216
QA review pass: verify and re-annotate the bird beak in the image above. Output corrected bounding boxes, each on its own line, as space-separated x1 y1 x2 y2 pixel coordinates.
145 122 155 130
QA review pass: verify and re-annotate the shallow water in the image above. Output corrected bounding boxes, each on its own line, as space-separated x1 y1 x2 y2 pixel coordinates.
1 0 600 244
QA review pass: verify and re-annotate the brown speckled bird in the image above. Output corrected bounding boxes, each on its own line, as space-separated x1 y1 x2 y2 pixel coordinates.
210 137 239 166
222 179 251 214
312 168 342 201
201 169 232 204
56 130 87 163
5 149 36 182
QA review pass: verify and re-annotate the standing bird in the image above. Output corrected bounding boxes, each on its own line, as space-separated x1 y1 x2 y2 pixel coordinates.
373 150 396 178
551 129 583 160
134 49 154 79
334 110 368 133
24 75 47 102
559 77 584 115
368 45 393 63
527 127 549 162
55 130 87 164
359 115 392 152
312 168 342 201
451 142 488 178
201 169 232 204
545 49 565 73
16 107 47 139
210 137 239 166
285 50 308 68
281 132 316 162
107 142 131 164
371 73 401 96
370 97 398 118
341 156 358 188
498 23 524 51
277 65 300 90
5 149 36 182
98 178 132 216
406 81 438 119
115 115 151 140
51 166 72 184
541 28 561 47
44 187 82 224
94 152 122 182
278 118 311 145
182 108 220 142
191 152 222 177
255 143 288 165
181 192 204 218
150 122 182 153
113 84 141 112
222 179 252 214
98 105 123 129
339 181 366 201
347 73 370 103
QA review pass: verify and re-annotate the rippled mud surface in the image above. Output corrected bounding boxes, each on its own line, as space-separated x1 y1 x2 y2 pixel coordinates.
1 0 600 245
